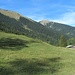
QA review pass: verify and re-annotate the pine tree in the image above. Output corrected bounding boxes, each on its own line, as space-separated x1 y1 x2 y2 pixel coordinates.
59 35 67 47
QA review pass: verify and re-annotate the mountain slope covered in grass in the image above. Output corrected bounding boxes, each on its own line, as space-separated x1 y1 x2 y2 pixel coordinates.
0 9 61 45
0 31 75 75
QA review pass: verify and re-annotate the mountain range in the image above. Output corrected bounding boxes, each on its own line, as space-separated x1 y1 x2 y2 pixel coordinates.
40 20 75 38
0 9 75 46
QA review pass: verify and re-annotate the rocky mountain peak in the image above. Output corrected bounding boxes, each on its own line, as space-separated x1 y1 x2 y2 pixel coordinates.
39 20 50 25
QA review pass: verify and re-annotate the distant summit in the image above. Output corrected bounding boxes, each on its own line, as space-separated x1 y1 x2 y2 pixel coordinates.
0 9 35 22
39 20 50 25
39 20 75 38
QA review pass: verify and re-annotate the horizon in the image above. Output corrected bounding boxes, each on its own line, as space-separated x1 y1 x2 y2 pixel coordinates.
0 0 75 27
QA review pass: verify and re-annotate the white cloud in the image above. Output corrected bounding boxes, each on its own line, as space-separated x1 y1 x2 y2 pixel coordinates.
28 11 75 27
51 11 75 26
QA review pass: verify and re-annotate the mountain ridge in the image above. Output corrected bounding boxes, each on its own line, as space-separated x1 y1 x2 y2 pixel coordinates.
39 20 75 38
0 8 75 46
0 9 61 46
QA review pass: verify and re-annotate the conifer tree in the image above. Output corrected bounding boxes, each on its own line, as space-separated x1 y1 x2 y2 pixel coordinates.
59 35 67 47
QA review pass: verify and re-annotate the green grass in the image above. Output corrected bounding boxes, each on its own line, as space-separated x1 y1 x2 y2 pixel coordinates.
0 31 75 75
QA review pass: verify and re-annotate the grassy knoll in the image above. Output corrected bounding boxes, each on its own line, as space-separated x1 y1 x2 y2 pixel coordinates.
0 32 75 75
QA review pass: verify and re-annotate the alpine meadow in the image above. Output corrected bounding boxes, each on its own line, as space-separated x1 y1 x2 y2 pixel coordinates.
0 9 75 75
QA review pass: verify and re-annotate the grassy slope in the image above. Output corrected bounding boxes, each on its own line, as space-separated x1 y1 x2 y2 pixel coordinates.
0 32 75 75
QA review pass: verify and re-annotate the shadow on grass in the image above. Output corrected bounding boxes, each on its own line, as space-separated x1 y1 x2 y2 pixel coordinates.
0 66 14 75
0 38 29 50
0 57 62 75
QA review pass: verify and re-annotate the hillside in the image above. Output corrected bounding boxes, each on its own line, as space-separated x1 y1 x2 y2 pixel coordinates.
0 31 75 75
0 9 61 45
0 9 75 74
1 9 75 46
40 20 75 38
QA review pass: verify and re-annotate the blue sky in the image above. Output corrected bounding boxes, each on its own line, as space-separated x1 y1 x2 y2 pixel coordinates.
0 0 75 26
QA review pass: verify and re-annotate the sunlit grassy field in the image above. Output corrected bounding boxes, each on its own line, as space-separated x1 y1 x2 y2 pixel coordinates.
0 32 75 75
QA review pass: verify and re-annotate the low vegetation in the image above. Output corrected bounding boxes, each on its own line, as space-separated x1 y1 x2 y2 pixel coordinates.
0 32 75 75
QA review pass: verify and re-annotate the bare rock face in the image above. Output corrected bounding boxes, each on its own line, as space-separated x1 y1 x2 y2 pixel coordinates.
39 20 50 25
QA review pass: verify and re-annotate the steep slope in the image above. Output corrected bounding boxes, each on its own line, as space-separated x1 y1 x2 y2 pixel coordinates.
0 9 60 45
40 20 75 38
